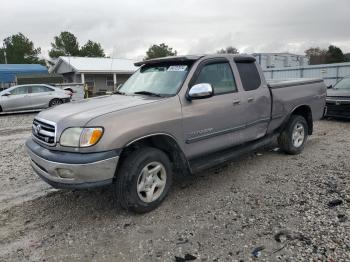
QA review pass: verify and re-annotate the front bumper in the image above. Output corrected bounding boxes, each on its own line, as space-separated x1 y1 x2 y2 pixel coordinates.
325 98 350 119
25 138 120 189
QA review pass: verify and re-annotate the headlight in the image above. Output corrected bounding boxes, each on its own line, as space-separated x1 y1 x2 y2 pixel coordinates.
60 127 103 147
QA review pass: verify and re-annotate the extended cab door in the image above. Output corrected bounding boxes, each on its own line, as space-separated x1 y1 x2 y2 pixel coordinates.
181 58 247 159
234 60 271 141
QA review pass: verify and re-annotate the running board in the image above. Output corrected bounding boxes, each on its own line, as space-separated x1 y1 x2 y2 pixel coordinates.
189 134 278 174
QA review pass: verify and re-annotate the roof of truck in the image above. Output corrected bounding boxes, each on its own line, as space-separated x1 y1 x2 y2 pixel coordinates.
135 54 256 66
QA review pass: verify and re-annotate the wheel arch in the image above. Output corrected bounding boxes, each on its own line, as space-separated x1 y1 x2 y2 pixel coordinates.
290 105 313 135
115 133 191 179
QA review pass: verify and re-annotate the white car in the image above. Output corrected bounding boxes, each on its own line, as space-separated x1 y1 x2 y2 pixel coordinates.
0 84 71 112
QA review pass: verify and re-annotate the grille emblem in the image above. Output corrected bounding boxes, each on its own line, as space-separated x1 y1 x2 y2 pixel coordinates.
335 101 341 106
34 124 42 135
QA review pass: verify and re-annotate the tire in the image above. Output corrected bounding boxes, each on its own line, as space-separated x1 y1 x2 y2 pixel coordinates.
278 115 308 155
49 98 62 107
114 147 173 213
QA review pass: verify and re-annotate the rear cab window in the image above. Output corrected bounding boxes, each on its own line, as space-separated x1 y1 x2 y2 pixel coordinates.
236 62 262 91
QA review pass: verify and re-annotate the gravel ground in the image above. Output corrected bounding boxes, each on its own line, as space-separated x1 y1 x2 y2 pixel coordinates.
0 114 349 261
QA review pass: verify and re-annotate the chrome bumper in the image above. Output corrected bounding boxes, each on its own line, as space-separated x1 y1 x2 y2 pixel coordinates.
26 140 119 189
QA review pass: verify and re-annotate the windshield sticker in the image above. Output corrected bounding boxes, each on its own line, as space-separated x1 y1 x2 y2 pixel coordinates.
167 65 188 72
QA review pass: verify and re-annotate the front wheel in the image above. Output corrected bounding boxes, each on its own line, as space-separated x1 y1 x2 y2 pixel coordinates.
114 147 173 213
278 115 308 155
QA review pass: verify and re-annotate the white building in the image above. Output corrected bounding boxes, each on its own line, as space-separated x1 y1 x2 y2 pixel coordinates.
50 56 138 95
252 53 309 69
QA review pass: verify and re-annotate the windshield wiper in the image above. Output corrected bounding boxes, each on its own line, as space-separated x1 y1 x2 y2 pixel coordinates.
134 91 163 97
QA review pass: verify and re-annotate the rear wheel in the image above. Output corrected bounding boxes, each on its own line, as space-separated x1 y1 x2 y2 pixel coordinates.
49 98 62 107
114 147 173 213
278 115 308 155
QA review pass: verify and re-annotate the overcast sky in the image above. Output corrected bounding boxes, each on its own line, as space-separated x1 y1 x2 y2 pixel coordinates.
1 0 349 60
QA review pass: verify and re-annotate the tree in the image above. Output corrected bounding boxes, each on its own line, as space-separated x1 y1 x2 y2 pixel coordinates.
326 45 347 64
80 40 105 57
305 45 348 65
305 47 328 65
0 47 5 63
345 53 350 61
0 33 45 65
145 43 177 60
217 46 239 54
49 31 80 59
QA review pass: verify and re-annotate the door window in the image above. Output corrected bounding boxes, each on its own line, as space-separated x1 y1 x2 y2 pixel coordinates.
31 86 53 93
10 86 29 95
194 62 237 95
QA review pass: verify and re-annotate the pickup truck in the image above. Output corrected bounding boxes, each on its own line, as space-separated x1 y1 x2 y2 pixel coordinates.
26 54 326 213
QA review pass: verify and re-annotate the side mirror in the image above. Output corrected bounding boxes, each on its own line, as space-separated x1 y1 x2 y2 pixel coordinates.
327 85 333 89
187 83 213 100
2 92 11 97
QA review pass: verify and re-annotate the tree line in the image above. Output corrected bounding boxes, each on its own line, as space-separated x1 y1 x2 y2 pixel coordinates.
0 32 348 66
0 32 106 66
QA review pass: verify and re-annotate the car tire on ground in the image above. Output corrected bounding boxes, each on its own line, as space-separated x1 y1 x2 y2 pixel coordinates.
49 98 62 107
278 115 308 155
114 147 173 213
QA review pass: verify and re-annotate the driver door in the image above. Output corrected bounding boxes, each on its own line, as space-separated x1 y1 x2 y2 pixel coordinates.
181 58 247 159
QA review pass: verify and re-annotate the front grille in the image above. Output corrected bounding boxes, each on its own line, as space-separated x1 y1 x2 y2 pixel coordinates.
326 103 350 117
32 118 56 146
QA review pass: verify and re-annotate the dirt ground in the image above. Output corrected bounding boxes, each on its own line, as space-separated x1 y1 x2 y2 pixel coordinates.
0 113 349 261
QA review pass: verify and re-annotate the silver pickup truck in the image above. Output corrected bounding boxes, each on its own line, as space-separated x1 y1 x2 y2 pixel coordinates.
26 54 326 213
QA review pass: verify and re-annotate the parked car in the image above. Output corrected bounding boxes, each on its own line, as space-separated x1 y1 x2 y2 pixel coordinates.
0 84 71 112
25 54 326 213
325 76 350 119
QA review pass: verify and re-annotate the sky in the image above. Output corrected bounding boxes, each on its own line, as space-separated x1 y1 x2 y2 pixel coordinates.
1 0 349 60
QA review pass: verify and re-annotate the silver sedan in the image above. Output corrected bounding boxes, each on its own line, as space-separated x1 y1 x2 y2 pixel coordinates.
0 84 71 112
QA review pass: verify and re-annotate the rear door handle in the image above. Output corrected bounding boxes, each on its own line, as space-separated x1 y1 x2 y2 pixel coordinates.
233 99 241 105
247 97 254 103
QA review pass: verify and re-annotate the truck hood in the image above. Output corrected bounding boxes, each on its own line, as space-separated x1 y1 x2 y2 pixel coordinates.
37 94 164 126
327 88 350 98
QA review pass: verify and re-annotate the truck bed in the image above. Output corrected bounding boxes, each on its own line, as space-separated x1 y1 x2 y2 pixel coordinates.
266 78 326 134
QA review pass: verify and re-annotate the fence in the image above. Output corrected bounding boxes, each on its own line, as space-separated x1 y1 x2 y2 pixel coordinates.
263 62 350 86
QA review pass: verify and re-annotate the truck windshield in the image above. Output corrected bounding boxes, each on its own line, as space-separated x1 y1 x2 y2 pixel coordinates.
334 78 350 89
118 64 190 96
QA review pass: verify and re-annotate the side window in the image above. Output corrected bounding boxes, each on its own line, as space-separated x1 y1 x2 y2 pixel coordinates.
10 86 29 95
31 86 53 93
194 62 237 95
236 62 261 91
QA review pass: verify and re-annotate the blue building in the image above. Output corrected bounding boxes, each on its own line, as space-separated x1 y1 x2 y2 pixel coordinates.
0 64 48 89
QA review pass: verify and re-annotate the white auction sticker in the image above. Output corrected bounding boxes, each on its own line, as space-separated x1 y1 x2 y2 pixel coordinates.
167 65 188 72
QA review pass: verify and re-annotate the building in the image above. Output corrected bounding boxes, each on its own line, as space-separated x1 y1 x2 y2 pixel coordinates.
0 64 48 90
50 56 138 95
252 53 309 69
